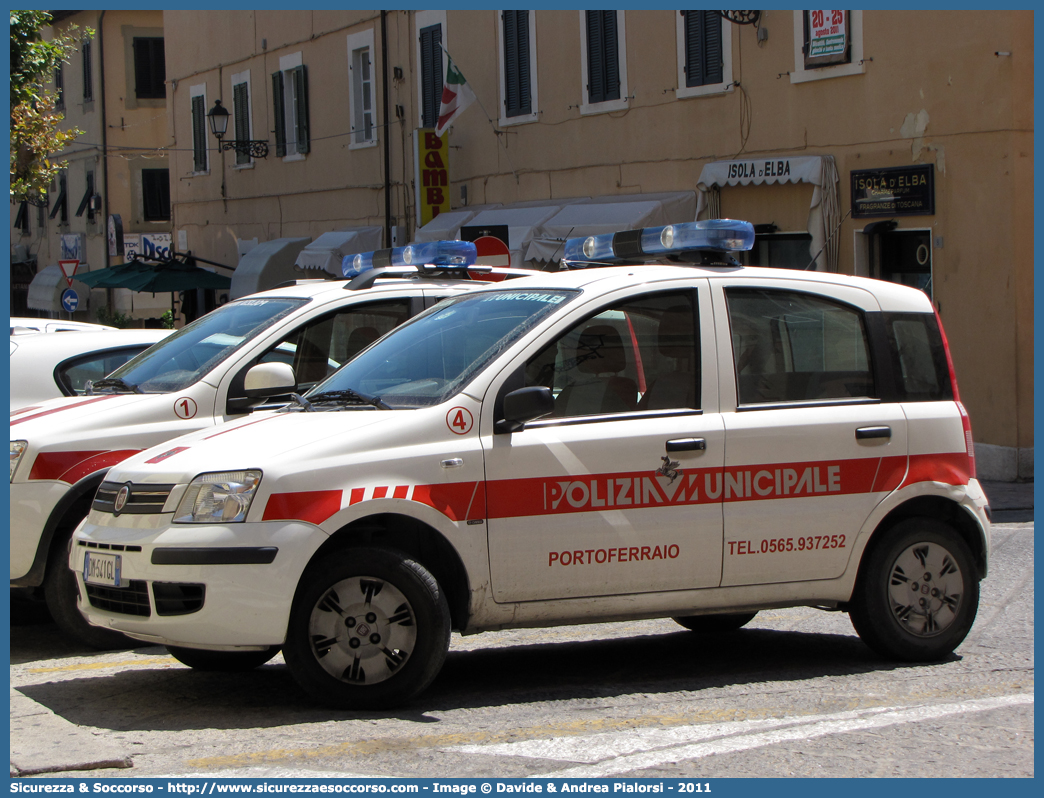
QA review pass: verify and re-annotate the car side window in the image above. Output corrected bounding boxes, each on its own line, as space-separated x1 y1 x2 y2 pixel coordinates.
258 299 411 393
726 287 874 405
57 347 152 395
525 291 699 418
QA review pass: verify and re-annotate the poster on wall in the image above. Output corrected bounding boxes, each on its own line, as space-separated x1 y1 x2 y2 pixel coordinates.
124 233 173 262
60 233 86 262
807 10 848 58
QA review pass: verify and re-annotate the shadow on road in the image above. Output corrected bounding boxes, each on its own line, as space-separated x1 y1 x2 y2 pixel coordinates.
15 624 950 733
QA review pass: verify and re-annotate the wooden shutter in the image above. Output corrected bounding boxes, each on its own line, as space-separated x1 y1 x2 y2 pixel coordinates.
272 71 286 156
191 94 207 172
420 25 443 128
82 40 93 102
586 11 619 104
49 173 68 221
233 82 250 165
503 11 531 117
684 11 722 88
133 38 166 99
142 169 171 221
292 65 310 154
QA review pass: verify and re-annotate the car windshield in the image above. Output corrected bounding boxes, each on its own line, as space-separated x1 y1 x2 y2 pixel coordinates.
307 289 578 408
107 298 309 393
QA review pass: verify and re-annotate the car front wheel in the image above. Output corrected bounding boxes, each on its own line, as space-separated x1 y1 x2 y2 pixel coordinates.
283 547 451 710
850 518 979 661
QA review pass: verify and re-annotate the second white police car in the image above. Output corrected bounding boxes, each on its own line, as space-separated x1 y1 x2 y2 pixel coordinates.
12 247 526 647
71 220 989 709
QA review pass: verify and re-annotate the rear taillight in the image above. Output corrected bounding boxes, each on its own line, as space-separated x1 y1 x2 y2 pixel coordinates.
936 308 976 479
957 400 976 479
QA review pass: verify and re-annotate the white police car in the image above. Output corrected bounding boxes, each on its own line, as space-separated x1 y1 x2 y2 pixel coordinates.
71 221 989 708
12 247 528 647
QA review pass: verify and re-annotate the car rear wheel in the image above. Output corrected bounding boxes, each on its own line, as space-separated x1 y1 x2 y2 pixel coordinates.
850 518 979 661
672 611 758 633
167 645 280 671
283 547 451 710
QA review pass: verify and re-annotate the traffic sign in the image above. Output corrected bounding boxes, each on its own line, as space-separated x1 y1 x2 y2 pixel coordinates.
58 259 80 288
472 235 511 267
61 288 79 313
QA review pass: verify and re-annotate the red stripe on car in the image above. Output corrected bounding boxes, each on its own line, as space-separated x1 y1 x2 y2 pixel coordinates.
12 395 116 426
262 491 343 525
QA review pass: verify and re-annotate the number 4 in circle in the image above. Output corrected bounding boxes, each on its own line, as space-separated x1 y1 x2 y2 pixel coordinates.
446 406 474 435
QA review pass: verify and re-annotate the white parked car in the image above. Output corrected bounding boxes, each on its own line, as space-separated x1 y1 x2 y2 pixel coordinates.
10 329 172 411
10 251 535 648
68 221 989 708
10 317 117 335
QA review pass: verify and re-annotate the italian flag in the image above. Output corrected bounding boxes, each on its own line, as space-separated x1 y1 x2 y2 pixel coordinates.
435 55 477 137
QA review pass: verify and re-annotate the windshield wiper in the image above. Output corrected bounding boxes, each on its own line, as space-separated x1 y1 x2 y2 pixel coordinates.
305 389 391 410
85 377 142 395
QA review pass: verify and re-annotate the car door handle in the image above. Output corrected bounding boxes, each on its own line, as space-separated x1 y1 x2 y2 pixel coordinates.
856 426 891 440
666 438 706 452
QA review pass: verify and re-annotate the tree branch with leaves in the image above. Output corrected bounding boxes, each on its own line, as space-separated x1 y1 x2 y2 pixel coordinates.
10 10 93 204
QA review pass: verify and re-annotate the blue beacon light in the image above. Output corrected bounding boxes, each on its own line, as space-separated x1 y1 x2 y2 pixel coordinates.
562 219 756 265
343 240 478 278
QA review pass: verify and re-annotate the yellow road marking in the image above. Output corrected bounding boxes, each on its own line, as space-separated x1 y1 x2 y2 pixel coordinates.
27 656 174 674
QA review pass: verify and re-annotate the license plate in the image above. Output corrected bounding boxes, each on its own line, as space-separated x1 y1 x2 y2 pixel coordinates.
83 551 123 587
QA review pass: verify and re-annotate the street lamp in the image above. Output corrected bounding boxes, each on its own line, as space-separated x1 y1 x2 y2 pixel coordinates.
207 99 269 159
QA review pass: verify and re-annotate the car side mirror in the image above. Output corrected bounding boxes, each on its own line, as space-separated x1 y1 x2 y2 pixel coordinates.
243 362 297 399
495 386 554 434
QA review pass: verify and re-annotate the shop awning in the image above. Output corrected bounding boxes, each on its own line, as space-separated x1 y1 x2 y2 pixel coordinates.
461 198 591 268
230 237 311 299
27 264 91 313
293 227 384 276
694 155 841 271
412 205 502 243
77 257 231 293
525 191 697 263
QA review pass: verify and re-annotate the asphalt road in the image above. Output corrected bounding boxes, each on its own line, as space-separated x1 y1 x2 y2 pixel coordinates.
10 521 1033 779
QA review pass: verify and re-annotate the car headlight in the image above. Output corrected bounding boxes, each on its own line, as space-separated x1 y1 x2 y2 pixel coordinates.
10 440 27 482
173 470 262 524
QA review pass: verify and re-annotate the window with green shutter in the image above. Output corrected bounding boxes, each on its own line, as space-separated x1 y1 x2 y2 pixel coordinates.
191 94 208 172
420 25 443 129
133 37 166 99
683 11 723 88
142 169 171 221
585 11 620 104
233 82 251 165
82 39 93 102
503 11 531 118
291 65 310 154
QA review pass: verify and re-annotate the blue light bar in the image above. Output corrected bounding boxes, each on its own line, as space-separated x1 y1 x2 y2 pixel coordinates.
562 219 756 266
343 240 478 278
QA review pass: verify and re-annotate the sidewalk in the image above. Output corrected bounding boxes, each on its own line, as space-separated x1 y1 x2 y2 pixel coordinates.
981 480 1034 523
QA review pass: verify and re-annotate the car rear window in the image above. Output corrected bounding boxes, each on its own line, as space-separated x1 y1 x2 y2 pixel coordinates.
883 312 953 402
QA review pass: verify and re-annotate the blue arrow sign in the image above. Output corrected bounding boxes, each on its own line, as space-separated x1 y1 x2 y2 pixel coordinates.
61 288 80 313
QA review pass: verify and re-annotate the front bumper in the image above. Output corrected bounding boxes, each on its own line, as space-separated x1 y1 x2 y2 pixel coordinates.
71 515 329 648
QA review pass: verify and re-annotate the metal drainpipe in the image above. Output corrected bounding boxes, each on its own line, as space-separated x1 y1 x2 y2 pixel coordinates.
381 10 392 247
97 10 113 314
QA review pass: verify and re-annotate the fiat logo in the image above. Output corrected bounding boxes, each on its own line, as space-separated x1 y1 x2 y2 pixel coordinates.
113 485 131 515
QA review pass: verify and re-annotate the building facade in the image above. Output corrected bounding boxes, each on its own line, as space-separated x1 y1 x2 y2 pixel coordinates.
18 10 1032 480
12 10 173 323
